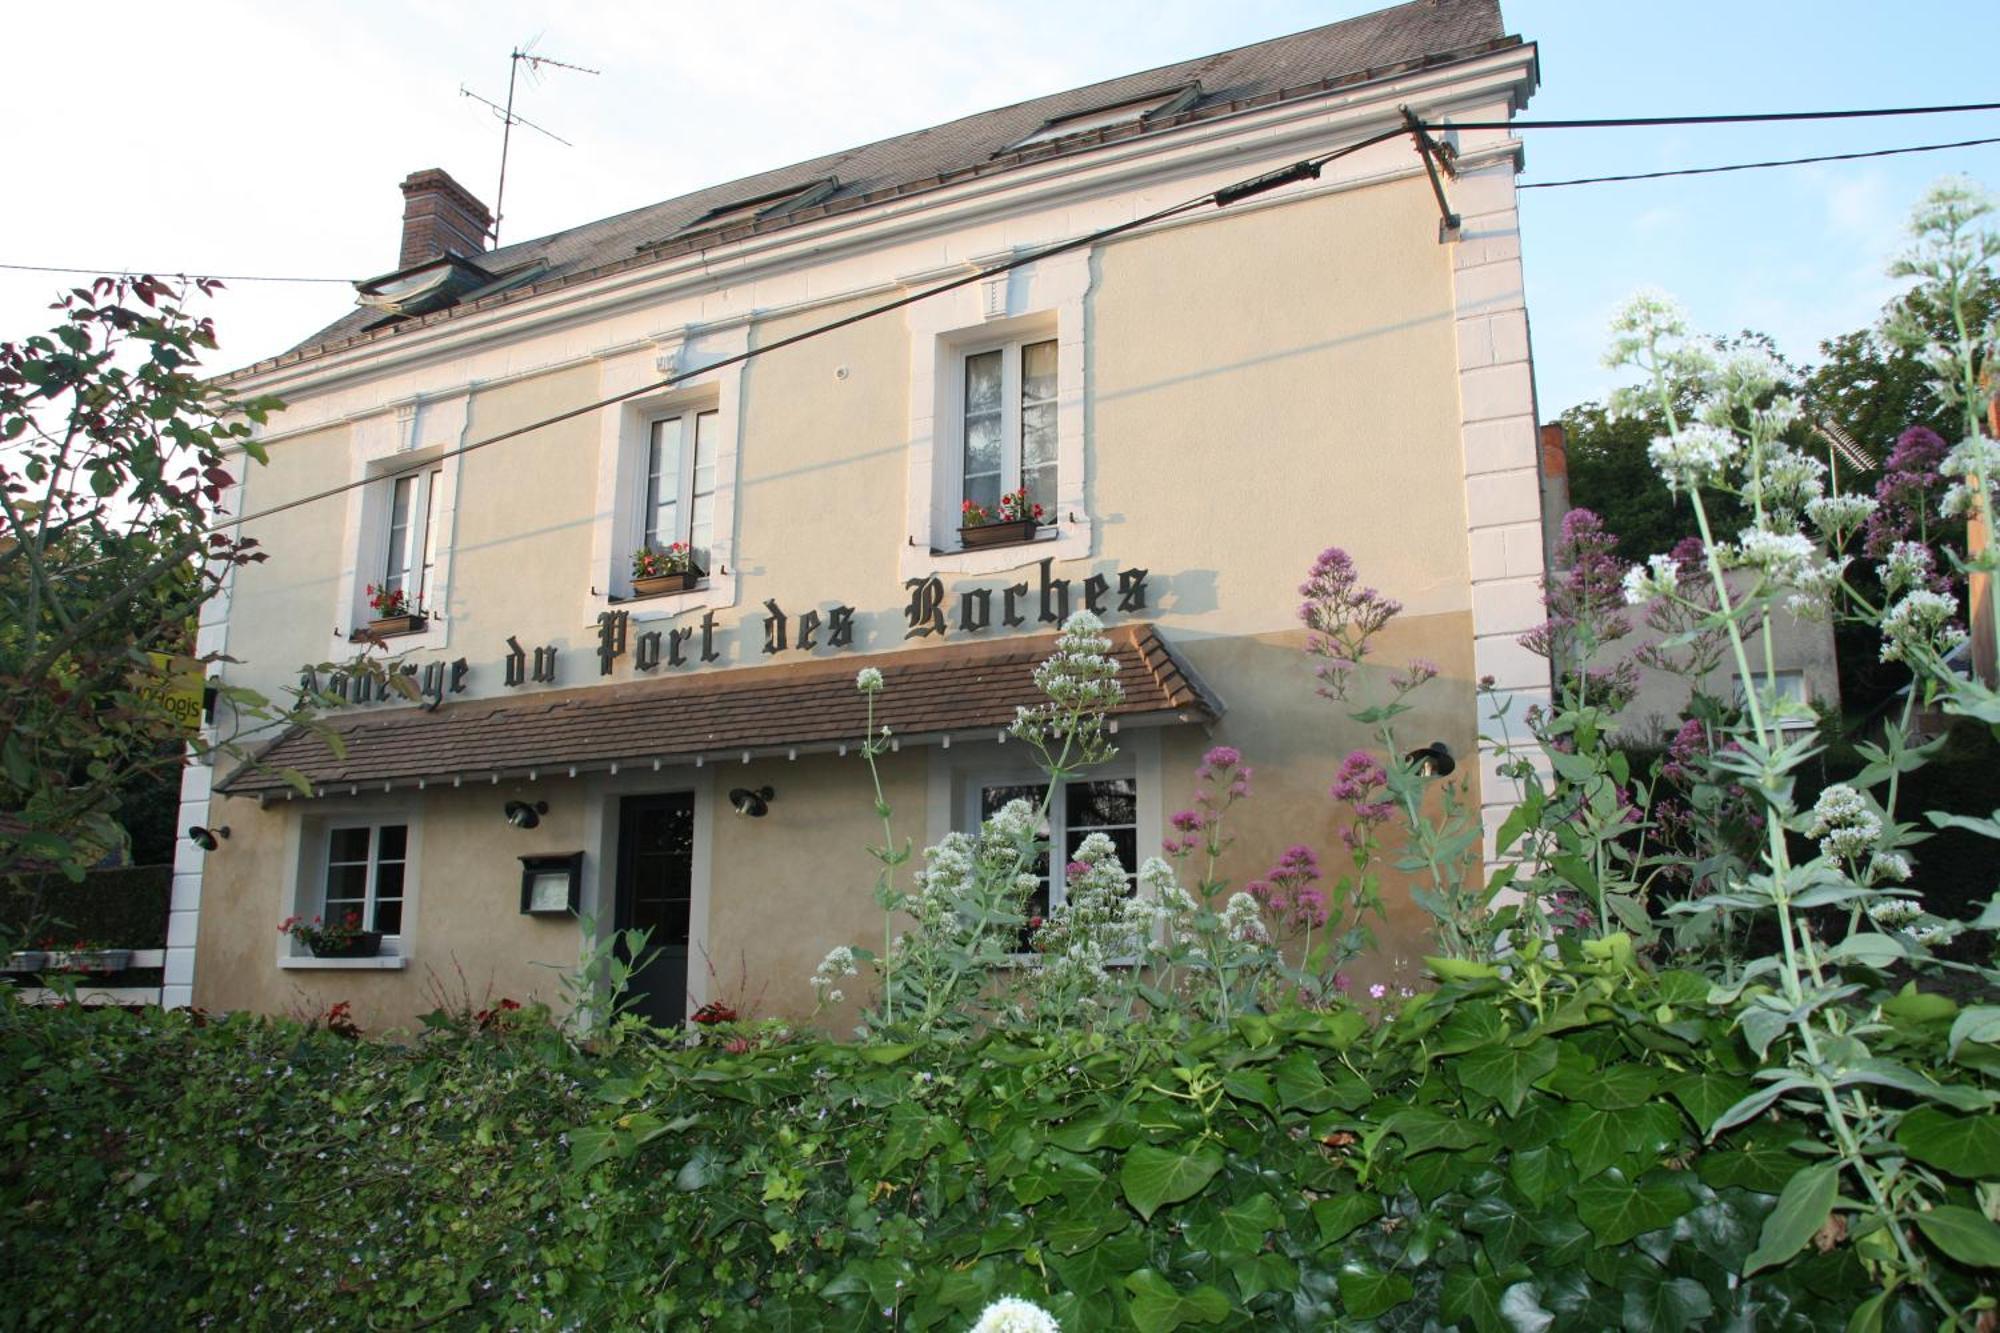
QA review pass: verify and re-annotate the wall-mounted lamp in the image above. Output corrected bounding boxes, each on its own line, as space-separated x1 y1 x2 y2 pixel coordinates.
187 825 230 851
504 800 549 830
729 786 774 818
1405 741 1456 778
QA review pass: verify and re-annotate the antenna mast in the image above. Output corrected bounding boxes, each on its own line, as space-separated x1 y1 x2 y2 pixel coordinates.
463 46 600 245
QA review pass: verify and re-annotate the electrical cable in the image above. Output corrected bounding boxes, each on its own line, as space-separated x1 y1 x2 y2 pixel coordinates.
1433 100 2000 132
203 124 1412 541
1519 134 2000 190
0 262 349 284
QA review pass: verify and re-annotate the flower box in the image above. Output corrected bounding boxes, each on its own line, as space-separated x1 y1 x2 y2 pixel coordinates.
2 950 48 974
49 948 133 975
631 570 703 598
367 612 428 637
959 518 1040 549
308 932 383 960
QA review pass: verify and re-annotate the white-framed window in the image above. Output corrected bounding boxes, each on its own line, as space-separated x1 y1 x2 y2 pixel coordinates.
903 250 1090 580
381 467 443 611
1734 669 1814 733
967 771 1140 928
321 822 409 936
960 338 1058 520
641 409 719 574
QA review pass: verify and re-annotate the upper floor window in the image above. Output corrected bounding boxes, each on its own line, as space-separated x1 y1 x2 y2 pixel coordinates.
642 410 719 576
961 338 1057 522
381 467 443 612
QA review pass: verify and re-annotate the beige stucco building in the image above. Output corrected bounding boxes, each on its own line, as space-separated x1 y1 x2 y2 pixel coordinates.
168 0 1553 1028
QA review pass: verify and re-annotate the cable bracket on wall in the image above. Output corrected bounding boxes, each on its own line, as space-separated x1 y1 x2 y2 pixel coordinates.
1401 106 1462 244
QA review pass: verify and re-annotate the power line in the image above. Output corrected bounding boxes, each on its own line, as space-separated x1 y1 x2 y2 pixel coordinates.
0 262 349 285
1441 100 2000 131
1521 134 2000 190
210 124 1412 539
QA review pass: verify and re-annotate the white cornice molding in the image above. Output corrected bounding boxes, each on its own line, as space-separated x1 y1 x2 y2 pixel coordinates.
225 46 1535 404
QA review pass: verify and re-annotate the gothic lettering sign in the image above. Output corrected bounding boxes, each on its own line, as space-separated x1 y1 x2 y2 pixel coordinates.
311 562 1152 705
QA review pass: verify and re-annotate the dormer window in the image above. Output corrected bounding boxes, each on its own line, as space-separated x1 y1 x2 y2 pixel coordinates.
641 179 840 251
1004 85 1199 153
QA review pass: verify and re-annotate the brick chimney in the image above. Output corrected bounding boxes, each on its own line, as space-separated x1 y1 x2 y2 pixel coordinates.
397 169 493 271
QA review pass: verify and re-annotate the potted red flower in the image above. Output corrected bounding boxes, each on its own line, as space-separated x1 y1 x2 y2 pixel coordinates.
45 938 134 974
959 489 1044 549
280 912 383 959
630 542 703 597
364 583 426 636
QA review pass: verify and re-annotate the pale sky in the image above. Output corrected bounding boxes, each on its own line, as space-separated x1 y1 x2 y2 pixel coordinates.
4 1 1997 429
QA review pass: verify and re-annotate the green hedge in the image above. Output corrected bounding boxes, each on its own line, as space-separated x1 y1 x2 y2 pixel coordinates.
2 956 1992 1330
0 865 172 949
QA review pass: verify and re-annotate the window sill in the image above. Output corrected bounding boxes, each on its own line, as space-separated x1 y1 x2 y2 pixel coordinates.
906 523 1087 580
612 581 711 605
277 954 410 971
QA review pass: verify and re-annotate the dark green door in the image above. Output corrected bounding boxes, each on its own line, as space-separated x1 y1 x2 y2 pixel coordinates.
614 793 694 1028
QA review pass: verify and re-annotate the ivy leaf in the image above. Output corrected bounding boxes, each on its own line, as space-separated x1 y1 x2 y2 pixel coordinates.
1896 1106 2000 1179
1124 1269 1231 1332
1912 1205 2000 1269
1462 1192 1534 1267
1046 1229 1146 1297
1508 1144 1571 1207
1232 1251 1298 1305
1619 1275 1714 1333
1572 1168 1696 1246
1698 1131 1809 1194
1947 1006 2000 1060
1312 1191 1382 1245
1456 1038 1559 1116
1561 1103 1635 1179
1499 1282 1557 1333
1743 1160 1839 1275
1335 1263 1414 1319
1119 1144 1223 1221
1667 1071 1753 1133
1269 1051 1336 1112
1220 1070 1275 1113
1184 1193 1282 1263
1441 1269 1506 1333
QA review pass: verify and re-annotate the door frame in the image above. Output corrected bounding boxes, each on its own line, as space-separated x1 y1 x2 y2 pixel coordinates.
578 769 714 1021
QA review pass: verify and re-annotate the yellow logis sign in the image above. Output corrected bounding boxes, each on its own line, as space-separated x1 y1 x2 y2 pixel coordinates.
140 652 207 732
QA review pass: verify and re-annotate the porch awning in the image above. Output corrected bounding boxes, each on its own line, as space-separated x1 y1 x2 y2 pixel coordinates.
216 623 1221 799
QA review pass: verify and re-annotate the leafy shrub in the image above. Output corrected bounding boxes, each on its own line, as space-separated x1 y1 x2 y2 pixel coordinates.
5 946 1995 1331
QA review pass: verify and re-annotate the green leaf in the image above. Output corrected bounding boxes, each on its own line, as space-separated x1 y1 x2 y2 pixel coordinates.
1896 1106 2000 1179
1232 1251 1297 1305
1335 1263 1414 1319
1427 956 1502 982
1500 1282 1556 1333
1463 1191 1534 1267
1562 1102 1638 1179
1441 1269 1506 1333
1743 1160 1839 1275
1456 1038 1560 1116
1508 1144 1571 1206
1047 1229 1146 1297
1698 1131 1810 1194
1434 1000 1506 1055
1119 1143 1223 1221
1844 1290 1888 1333
1269 1051 1336 1112
1667 1071 1753 1133
1913 1205 2000 1269
1124 1269 1230 1332
1619 1275 1714 1333
859 1043 919 1064
1220 1070 1275 1113
1572 1168 1696 1246
1948 1006 2000 1060
1312 1191 1382 1245
1185 1193 1282 1263
1375 1105 1491 1156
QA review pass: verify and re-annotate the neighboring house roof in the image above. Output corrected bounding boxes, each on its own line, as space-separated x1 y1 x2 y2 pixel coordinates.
245 0 1510 377
216 624 1223 798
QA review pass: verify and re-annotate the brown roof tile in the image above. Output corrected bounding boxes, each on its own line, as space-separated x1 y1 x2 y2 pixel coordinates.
218 624 1220 797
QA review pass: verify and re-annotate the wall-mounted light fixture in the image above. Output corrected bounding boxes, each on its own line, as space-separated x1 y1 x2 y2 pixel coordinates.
187 825 230 851
504 800 549 829
729 785 774 818
1404 741 1456 778
519 852 584 915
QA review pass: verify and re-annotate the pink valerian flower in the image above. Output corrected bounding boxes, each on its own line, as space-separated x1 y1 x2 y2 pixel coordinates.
1331 971 1352 994
1519 509 1638 710
1863 427 1961 591
1329 750 1386 803
1196 746 1241 777
1299 547 1402 700
1391 658 1439 695
1250 844 1327 933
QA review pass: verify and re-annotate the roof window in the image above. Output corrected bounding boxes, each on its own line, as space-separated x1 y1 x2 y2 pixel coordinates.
643 178 840 250
1002 84 1200 153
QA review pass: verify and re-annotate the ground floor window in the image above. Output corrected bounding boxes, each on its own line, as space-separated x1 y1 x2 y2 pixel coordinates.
321 823 408 935
971 774 1138 926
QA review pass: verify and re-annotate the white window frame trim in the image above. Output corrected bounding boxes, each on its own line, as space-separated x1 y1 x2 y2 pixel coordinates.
903 248 1091 580
327 394 468 660
276 803 423 970
588 327 746 623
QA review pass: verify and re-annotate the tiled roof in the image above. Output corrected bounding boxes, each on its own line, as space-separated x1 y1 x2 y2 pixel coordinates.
217 625 1222 798
246 0 1509 374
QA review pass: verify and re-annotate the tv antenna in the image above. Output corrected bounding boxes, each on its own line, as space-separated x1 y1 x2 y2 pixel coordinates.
460 44 600 245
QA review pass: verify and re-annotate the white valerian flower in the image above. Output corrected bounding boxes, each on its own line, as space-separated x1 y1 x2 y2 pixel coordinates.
1621 554 1681 605
1647 424 1740 492
1866 896 1922 928
1784 555 1851 622
1807 784 1882 861
969 1297 1061 1333
1879 589 1967 664
1220 892 1269 945
1868 851 1912 883
1804 494 1876 539
855 667 884 695
1734 526 1819 584
1938 435 2000 520
1880 541 1934 597
810 945 860 996
1751 445 1826 521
